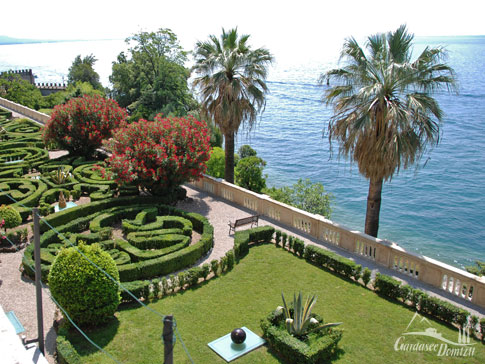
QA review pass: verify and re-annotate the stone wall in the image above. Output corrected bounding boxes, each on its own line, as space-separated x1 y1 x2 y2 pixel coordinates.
0 96 49 124
189 174 485 309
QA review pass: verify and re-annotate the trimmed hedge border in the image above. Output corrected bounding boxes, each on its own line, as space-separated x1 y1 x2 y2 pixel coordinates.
260 310 343 364
374 273 470 327
22 196 214 284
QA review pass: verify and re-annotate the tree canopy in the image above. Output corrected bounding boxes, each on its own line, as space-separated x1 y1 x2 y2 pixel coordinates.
0 73 43 109
67 54 103 90
322 25 456 237
110 28 197 120
192 28 273 183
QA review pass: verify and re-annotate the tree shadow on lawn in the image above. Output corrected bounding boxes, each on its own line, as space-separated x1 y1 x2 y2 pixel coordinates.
67 316 120 356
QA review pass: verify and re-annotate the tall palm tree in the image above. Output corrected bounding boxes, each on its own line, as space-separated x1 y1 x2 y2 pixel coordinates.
322 25 456 237
192 28 273 183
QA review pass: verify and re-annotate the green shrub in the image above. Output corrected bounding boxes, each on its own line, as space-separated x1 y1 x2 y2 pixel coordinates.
226 250 235 271
161 277 169 296
399 284 412 302
56 326 83 364
260 309 343 364
169 274 176 293
48 243 120 327
220 255 228 273
186 267 201 287
119 280 150 302
362 267 371 287
420 295 469 328
410 288 426 310
470 315 479 334
177 271 186 290
206 146 225 178
293 238 305 257
374 273 402 299
235 156 267 193
201 263 211 280
275 230 281 247
304 245 362 281
0 204 22 229
374 273 470 327
288 236 294 251
248 226 275 244
281 232 288 248
152 278 161 298
211 259 220 276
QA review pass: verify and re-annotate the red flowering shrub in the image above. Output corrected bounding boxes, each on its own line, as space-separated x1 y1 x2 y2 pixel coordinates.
42 95 127 157
104 114 211 196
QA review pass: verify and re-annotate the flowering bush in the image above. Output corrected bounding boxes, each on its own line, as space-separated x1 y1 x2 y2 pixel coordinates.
0 219 5 240
104 114 211 196
42 95 127 157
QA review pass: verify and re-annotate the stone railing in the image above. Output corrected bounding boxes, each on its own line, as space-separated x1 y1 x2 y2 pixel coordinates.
0 97 49 124
189 174 485 309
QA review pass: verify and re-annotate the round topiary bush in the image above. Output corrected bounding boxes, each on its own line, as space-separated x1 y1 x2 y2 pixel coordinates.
0 205 22 230
48 242 120 327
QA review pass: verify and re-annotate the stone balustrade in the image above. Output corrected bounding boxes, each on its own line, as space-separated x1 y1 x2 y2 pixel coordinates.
190 174 485 309
0 97 49 124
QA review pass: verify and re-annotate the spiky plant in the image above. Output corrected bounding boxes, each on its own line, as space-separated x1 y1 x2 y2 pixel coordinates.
276 292 341 338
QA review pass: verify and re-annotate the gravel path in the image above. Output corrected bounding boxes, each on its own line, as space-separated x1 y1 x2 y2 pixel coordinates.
0 250 57 363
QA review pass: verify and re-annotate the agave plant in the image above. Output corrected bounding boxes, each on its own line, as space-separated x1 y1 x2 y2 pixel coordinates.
51 167 69 184
276 292 341 338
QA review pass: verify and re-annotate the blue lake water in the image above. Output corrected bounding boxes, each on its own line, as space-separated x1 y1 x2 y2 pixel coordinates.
0 36 483 268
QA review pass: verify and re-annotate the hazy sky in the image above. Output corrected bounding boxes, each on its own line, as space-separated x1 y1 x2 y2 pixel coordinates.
2 0 484 61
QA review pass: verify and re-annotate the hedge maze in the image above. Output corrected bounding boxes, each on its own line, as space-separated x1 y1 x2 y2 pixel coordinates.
23 196 214 289
3 113 215 302
0 113 136 220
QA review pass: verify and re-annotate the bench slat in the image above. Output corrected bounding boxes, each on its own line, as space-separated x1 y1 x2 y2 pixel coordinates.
228 215 259 234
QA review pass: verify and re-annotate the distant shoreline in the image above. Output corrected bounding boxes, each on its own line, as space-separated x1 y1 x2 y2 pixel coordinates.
0 36 122 46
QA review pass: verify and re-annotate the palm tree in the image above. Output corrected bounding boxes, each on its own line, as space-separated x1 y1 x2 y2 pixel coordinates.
192 28 273 183
322 25 456 237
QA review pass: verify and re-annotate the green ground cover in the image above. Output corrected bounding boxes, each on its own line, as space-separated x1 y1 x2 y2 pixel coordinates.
65 244 485 364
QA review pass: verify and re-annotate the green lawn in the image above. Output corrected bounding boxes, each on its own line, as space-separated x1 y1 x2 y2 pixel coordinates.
67 244 485 363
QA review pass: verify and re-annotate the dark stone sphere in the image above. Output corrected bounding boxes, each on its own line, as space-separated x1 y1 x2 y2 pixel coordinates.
231 328 246 344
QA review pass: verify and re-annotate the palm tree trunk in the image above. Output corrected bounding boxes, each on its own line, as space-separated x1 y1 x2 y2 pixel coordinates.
224 131 235 183
364 178 383 237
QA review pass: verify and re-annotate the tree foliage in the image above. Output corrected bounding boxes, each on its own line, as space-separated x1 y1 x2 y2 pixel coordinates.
0 73 43 109
322 25 456 236
48 243 120 327
238 144 257 159
235 156 267 193
264 179 333 218
104 114 211 196
206 146 225 178
110 28 197 120
42 81 105 108
42 95 127 157
192 28 273 183
67 54 103 90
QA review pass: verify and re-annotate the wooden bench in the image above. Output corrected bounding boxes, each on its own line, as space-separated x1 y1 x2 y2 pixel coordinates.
228 215 259 234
